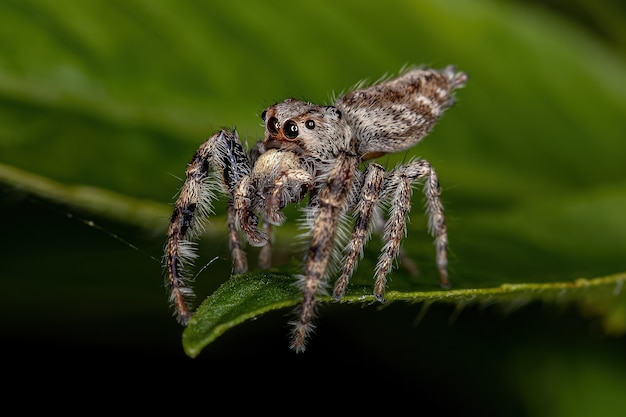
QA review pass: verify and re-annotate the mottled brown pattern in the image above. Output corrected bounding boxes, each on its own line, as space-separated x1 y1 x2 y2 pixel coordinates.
337 67 466 156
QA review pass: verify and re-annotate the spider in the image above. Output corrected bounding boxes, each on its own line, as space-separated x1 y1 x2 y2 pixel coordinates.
164 65 467 352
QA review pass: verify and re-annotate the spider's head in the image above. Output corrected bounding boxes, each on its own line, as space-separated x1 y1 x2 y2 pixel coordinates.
261 99 352 160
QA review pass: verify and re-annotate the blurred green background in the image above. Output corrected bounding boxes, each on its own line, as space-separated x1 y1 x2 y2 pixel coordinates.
1 0 626 414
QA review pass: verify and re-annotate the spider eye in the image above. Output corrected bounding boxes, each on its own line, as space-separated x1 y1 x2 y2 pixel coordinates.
327 106 342 120
261 110 267 121
268 117 280 135
305 120 315 129
284 120 299 139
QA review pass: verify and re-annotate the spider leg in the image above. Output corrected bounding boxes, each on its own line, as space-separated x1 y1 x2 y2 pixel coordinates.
290 152 359 352
332 163 385 300
371 210 420 276
374 158 449 302
227 204 247 273
258 222 272 270
165 129 251 324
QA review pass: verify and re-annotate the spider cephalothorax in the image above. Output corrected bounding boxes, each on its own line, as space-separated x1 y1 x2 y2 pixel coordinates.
164 66 467 352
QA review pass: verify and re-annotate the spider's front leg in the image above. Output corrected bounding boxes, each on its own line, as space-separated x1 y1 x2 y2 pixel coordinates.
290 152 359 352
374 158 450 301
165 129 251 324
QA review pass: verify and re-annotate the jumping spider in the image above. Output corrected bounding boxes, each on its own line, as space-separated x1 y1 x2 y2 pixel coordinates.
165 66 467 352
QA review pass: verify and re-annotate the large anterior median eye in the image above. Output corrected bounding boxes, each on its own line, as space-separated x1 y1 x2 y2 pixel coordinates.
268 117 280 135
284 120 299 139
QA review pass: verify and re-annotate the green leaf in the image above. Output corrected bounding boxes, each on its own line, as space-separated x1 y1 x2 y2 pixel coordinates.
182 273 301 358
183 271 626 357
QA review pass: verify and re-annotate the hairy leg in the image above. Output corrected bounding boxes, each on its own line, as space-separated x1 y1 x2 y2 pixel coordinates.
290 152 359 352
374 172 412 300
332 163 385 300
165 129 251 324
228 204 247 274
374 159 449 302
371 207 420 277
258 222 272 270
